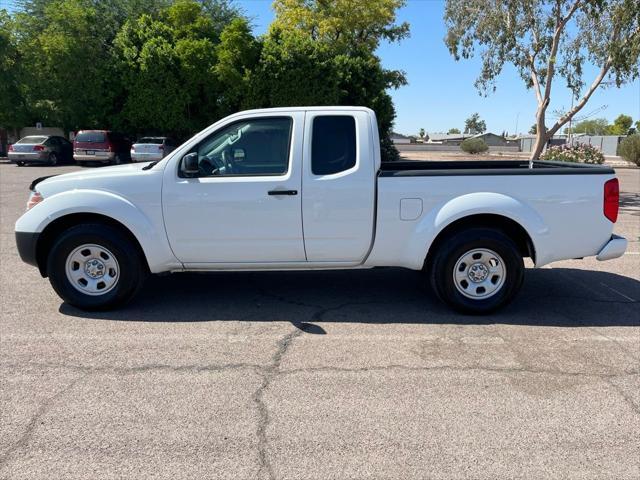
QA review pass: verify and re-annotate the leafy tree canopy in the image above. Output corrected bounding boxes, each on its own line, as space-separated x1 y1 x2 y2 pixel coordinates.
445 0 640 159
607 114 633 135
570 118 610 135
447 127 461 134
271 0 409 52
464 113 486 134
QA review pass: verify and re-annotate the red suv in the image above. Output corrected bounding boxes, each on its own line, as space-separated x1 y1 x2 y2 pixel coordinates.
73 130 131 165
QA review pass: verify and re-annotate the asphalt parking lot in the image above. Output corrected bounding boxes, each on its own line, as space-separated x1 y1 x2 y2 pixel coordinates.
1 162 638 479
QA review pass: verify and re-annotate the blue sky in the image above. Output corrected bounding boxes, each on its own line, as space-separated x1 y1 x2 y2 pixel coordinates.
238 0 640 136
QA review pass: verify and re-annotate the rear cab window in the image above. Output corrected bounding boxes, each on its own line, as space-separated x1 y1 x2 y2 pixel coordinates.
311 116 357 175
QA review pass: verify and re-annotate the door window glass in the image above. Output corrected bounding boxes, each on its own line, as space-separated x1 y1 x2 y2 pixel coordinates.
192 117 292 177
312 116 356 175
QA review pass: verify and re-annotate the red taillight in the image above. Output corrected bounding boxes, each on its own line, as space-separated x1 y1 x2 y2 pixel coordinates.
604 178 619 223
131 145 135 152
33 145 45 151
8 144 14 152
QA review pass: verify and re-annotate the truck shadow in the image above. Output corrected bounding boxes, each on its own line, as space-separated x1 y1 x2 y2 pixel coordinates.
59 267 639 330
619 192 639 216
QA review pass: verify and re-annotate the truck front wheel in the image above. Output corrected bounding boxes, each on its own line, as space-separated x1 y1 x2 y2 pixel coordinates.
47 224 147 310
428 228 524 314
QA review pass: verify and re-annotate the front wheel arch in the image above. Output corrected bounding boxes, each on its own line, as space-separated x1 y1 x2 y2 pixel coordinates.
35 213 150 277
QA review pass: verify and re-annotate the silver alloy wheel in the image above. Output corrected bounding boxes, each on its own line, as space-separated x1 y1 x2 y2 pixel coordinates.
65 244 120 296
453 248 506 300
49 153 57 165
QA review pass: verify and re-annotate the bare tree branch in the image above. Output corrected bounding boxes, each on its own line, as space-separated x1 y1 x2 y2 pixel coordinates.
543 0 582 101
529 55 543 105
547 57 612 135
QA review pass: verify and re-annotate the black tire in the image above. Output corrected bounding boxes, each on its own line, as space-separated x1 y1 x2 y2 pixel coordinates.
428 228 524 314
111 154 122 165
48 152 58 166
47 223 147 310
16 161 25 167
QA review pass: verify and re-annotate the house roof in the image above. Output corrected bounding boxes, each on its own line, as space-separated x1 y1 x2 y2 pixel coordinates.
391 132 411 139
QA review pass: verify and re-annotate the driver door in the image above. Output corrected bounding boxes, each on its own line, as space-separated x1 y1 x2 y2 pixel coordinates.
162 113 306 265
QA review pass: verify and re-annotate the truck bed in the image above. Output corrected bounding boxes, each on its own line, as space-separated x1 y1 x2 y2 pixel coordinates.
379 160 614 177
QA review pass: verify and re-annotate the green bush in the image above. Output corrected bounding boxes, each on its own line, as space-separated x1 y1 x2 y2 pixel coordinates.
618 134 640 166
460 137 489 154
540 143 605 164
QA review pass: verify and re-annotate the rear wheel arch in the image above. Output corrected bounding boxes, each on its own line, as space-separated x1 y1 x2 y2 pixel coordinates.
424 213 536 271
36 213 150 277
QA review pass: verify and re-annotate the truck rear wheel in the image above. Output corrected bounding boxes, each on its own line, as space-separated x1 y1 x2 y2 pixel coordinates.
428 228 524 314
47 224 147 310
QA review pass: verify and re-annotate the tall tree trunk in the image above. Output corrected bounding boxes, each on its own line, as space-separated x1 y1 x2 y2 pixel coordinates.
530 106 549 161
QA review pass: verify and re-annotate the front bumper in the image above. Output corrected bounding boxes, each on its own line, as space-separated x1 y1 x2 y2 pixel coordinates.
596 234 627 261
15 231 40 267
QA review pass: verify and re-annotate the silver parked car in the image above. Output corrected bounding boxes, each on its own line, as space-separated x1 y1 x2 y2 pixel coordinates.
8 135 73 166
130 137 177 162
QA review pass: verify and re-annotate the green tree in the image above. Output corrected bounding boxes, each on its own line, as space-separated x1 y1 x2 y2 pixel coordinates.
607 114 633 135
571 118 610 135
12 0 116 132
272 0 409 51
418 128 425 139
447 128 461 134
464 113 486 134
0 11 28 129
113 0 247 136
215 17 261 112
529 124 537 134
445 0 640 160
255 0 409 161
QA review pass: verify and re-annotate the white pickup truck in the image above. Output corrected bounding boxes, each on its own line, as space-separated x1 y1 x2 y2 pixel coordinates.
15 107 627 313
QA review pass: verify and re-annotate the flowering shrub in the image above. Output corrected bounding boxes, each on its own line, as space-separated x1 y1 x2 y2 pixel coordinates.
540 143 605 164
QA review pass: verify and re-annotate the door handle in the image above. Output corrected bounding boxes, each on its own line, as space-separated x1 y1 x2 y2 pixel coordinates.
268 189 298 196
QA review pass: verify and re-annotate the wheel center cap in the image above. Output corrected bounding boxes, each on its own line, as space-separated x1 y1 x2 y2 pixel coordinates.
468 263 489 283
85 259 106 279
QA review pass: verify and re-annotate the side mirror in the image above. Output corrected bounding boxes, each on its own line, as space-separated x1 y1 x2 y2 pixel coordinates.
181 152 199 175
233 148 245 162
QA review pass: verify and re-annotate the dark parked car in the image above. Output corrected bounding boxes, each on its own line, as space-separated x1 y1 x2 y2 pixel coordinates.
8 135 73 166
73 130 132 165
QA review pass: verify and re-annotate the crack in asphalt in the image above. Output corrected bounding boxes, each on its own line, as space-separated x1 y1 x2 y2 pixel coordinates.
0 361 263 376
603 377 640 415
253 327 303 480
278 364 639 379
3 359 637 380
0 373 88 469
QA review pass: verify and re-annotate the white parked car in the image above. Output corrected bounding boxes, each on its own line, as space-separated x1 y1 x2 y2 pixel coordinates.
15 107 626 313
130 137 177 162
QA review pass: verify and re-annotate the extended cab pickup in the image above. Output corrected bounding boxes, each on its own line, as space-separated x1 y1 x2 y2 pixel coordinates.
15 107 627 313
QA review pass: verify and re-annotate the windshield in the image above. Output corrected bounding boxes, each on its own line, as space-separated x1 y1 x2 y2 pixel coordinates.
75 132 106 143
17 136 47 144
137 137 165 144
